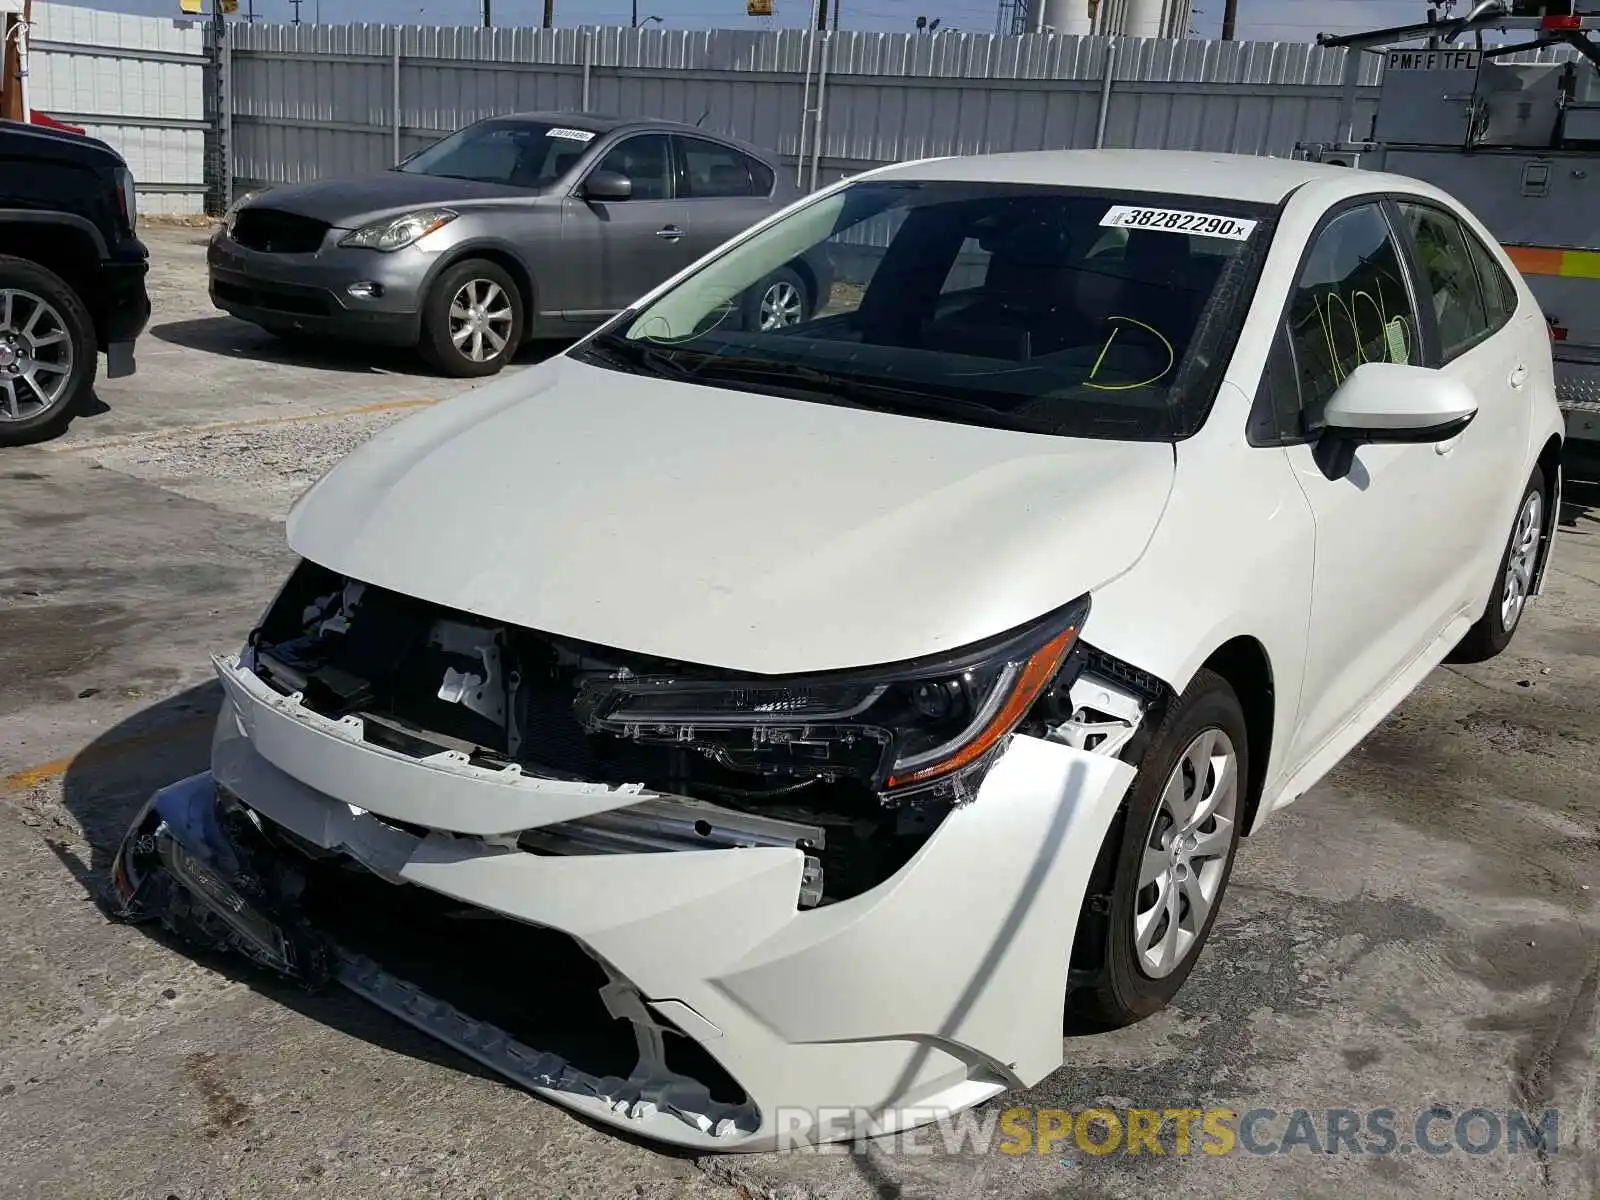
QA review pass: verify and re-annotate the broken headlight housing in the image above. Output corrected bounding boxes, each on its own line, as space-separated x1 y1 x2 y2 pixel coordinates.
575 595 1089 802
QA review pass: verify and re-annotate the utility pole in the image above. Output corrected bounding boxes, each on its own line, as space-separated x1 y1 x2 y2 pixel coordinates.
1221 0 1237 40
482 0 491 26
543 0 553 27
815 0 828 31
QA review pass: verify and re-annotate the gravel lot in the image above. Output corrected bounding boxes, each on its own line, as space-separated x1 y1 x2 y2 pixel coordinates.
0 223 1597 1200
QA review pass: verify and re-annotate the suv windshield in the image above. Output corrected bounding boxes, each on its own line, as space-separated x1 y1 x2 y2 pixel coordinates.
397 119 595 188
572 179 1274 440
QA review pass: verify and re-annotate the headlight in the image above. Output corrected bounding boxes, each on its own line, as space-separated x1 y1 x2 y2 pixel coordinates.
576 595 1089 802
223 189 259 237
115 166 138 233
338 209 458 252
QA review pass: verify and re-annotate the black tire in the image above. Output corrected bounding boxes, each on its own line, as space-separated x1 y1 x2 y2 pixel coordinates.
0 255 98 447
419 259 524 379
741 266 809 332
1448 466 1547 665
1067 668 1248 1030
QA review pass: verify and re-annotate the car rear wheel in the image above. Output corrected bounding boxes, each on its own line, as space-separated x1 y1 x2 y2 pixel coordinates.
1067 668 1247 1030
420 259 524 378
743 266 809 331
1448 466 1547 664
0 256 96 447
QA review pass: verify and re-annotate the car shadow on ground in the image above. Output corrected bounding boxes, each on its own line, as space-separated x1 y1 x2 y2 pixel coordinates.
151 317 572 377
46 681 721 1164
150 317 436 376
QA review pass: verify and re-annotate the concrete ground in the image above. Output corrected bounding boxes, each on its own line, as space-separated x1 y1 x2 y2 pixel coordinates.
0 223 1597 1199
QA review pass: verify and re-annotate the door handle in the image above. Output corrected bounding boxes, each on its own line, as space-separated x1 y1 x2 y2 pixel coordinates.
1509 363 1528 390
656 226 685 241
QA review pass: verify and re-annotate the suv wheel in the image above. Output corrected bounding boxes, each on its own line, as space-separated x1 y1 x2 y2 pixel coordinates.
420 259 524 378
744 267 809 331
1067 668 1247 1030
0 256 97 447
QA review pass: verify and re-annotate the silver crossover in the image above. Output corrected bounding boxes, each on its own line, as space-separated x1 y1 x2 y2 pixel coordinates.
207 113 821 376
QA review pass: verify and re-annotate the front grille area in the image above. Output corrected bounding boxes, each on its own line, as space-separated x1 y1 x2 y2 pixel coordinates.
212 277 333 317
231 207 331 254
290 841 750 1107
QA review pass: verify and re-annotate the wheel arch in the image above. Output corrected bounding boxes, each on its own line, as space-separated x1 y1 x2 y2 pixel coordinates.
783 255 818 311
1531 432 1562 595
1196 636 1275 838
423 241 538 324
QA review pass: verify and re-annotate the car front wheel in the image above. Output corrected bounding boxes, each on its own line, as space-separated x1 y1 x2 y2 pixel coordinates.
420 259 524 378
0 256 97 447
1067 668 1247 1030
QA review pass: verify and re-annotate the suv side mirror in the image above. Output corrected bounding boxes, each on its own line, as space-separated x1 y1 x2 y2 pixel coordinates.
1321 361 1478 443
582 170 632 202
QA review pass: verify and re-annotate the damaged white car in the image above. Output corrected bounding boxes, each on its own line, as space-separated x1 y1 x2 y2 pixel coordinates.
107 150 1564 1150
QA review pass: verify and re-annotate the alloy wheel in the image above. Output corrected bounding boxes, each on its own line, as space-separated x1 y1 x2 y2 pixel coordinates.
1499 490 1542 631
1132 727 1239 979
448 278 515 363
0 288 74 422
758 280 804 330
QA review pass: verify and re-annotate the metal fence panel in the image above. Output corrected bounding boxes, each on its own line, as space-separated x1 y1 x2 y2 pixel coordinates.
28 2 207 214
220 24 1381 196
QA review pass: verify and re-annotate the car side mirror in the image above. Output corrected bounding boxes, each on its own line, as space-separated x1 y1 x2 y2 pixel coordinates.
582 170 632 202
1320 361 1478 443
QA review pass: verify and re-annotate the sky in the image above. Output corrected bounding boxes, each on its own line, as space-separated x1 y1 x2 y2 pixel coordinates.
56 0 1424 42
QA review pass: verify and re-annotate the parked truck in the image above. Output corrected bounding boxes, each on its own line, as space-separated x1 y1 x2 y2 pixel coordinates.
1295 0 1600 446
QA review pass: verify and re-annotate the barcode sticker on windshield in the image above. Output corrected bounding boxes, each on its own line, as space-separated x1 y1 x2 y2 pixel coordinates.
1100 205 1257 241
548 127 596 142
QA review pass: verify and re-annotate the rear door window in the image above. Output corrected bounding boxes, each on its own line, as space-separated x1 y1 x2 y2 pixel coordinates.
676 137 756 198
1397 201 1495 362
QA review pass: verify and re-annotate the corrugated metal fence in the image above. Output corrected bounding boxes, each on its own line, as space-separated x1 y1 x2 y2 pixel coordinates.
28 2 208 215
223 24 1384 200
25 6 1386 214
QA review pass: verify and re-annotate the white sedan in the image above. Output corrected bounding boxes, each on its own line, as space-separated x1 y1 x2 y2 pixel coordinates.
108 150 1564 1150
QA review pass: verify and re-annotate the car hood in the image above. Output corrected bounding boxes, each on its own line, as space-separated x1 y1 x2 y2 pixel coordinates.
286 357 1177 674
247 173 536 228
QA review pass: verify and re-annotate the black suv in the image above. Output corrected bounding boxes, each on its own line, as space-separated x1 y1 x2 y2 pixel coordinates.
0 120 152 445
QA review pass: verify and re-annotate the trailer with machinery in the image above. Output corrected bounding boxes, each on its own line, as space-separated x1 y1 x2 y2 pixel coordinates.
1295 0 1600 445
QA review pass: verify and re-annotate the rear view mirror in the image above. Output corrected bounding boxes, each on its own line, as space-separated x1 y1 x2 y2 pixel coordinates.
1321 361 1478 443
582 170 632 202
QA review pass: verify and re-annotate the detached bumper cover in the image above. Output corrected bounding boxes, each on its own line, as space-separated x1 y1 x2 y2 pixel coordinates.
106 653 1134 1151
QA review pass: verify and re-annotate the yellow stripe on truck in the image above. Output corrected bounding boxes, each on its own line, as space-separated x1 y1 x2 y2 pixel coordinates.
1504 245 1600 279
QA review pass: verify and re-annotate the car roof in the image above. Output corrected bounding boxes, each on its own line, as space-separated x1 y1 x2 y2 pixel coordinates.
493 111 768 144
867 149 1432 206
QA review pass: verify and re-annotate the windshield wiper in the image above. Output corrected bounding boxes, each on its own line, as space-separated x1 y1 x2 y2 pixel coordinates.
579 334 700 383
686 355 1044 431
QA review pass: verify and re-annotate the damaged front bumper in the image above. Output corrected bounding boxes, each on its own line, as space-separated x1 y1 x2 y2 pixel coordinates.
106 654 1134 1151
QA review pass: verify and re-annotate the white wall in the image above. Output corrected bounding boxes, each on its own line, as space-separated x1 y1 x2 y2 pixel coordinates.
27 3 208 215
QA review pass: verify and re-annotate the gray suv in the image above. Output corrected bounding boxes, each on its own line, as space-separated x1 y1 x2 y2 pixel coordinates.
208 113 828 376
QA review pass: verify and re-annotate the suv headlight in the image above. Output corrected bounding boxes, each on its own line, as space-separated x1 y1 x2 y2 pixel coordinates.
223 189 259 237
575 595 1089 802
338 209 458 252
